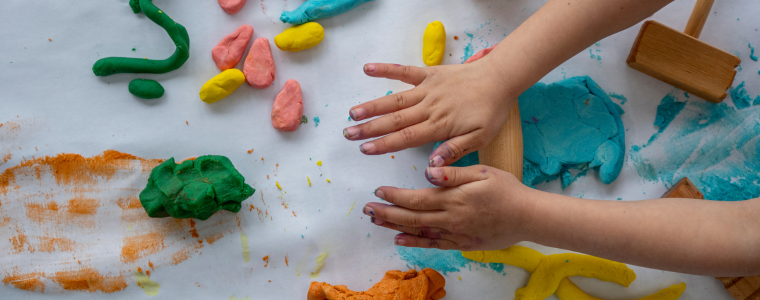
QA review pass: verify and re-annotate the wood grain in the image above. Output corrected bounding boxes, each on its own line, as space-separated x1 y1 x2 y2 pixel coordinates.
684 0 715 38
627 20 740 103
479 103 523 181
661 177 760 300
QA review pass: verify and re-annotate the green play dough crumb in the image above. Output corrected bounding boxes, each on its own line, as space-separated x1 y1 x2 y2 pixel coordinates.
129 79 164 99
139 155 255 220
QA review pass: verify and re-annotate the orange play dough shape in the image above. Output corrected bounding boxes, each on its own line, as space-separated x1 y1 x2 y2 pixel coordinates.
307 268 446 300
217 0 247 14
244 37 276 88
271 79 304 131
212 25 254 70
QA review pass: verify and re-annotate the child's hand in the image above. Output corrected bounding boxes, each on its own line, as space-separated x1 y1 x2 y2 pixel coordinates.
362 165 535 250
344 61 516 167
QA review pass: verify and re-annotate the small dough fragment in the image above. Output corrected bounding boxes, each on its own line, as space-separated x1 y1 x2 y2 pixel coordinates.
128 79 165 99
464 44 498 64
200 69 246 103
271 79 304 131
243 37 276 88
212 25 254 70
275 22 325 52
218 0 247 14
280 0 373 25
422 21 446 66
308 268 446 300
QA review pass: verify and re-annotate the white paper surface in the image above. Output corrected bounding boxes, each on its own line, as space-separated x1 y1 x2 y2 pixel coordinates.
2 0 757 299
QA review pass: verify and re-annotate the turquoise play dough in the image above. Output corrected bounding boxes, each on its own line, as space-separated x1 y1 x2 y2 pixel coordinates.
434 76 625 188
280 0 373 25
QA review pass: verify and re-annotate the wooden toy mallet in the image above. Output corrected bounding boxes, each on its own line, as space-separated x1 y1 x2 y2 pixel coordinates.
627 0 741 103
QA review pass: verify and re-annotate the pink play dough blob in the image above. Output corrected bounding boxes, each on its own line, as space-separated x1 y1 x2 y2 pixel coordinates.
218 0 247 14
212 25 254 71
243 38 276 89
464 44 498 64
271 79 304 132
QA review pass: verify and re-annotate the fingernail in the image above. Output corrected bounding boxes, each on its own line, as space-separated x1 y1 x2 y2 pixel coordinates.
425 167 443 182
429 155 444 167
343 127 359 139
363 206 375 216
394 235 407 246
393 64 402 67
360 142 375 154
350 108 366 120
364 64 376 72
374 189 385 199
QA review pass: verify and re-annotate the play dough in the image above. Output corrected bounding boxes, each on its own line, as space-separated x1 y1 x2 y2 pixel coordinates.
307 268 446 300
212 25 254 71
464 44 497 64
139 155 255 220
93 0 189 76
128 79 164 99
280 0 373 25
422 21 446 66
271 79 304 131
199 69 246 103
218 0 247 14
243 38 276 88
274 22 325 52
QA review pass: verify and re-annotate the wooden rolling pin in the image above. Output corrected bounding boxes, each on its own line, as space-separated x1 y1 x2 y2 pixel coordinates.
479 103 523 180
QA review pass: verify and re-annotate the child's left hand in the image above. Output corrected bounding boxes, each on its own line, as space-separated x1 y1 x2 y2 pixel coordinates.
362 165 535 250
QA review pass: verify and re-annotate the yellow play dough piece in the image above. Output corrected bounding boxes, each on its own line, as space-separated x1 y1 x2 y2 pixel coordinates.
422 21 446 66
275 22 325 52
463 247 685 300
516 253 636 300
199 69 245 103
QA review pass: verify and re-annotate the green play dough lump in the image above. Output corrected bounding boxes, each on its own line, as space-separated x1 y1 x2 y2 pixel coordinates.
129 79 164 99
139 155 255 220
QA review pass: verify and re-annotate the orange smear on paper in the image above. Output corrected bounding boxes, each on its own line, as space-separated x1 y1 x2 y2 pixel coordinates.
145 270 150 276
263 255 269 267
1 152 11 165
247 149 254 154
2 269 45 292
189 219 199 238
137 267 143 273
121 233 165 263
171 249 191 265
10 231 32 253
50 268 127 293
38 236 76 252
116 197 142 210
148 261 154 270
205 232 224 244
292 211 297 217
285 255 289 266
67 198 99 214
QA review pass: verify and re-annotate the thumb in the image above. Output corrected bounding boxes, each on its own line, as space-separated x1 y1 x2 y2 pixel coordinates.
425 165 490 187
429 133 484 167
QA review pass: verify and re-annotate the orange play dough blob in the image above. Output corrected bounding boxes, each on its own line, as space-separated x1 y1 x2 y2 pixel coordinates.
212 25 254 71
244 37 276 88
217 0 247 14
307 268 446 300
271 79 304 131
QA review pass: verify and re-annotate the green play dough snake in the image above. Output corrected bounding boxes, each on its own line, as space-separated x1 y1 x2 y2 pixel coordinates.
92 0 190 76
129 79 164 99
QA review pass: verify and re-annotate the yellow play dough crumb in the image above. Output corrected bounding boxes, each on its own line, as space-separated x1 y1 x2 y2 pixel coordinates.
307 176 311 186
199 69 245 103
317 161 322 166
422 21 446 66
275 22 324 52
276 181 282 190
326 178 331 183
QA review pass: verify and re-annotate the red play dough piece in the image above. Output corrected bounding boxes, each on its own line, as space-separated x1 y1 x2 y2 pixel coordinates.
464 43 498 64
271 80 304 132
218 0 247 14
212 25 254 71
244 37 276 88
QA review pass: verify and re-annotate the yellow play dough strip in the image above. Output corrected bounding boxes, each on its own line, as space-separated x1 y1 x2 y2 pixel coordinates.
462 247 686 300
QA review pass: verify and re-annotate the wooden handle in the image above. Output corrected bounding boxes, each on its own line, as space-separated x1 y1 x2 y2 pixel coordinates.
479 103 523 181
684 0 715 38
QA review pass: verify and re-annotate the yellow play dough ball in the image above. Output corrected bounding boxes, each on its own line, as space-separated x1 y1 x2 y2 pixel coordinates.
422 21 446 66
274 22 325 52
199 69 246 103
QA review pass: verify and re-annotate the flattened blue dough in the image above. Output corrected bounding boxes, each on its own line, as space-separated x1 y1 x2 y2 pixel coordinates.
434 76 625 189
280 0 373 25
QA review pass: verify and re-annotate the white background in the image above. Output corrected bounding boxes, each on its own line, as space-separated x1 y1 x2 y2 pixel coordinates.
2 0 758 299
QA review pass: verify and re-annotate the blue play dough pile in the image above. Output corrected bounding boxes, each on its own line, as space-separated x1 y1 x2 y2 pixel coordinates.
435 76 626 189
280 0 373 25
631 84 760 201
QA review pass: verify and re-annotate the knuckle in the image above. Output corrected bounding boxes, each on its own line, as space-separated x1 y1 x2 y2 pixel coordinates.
400 65 413 78
428 239 441 249
361 121 373 135
447 142 464 159
390 112 404 127
399 128 416 144
370 102 380 114
404 214 421 227
394 94 407 110
408 194 424 208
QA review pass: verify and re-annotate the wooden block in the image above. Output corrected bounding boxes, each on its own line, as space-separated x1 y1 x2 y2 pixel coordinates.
627 20 740 103
661 177 760 300
479 103 523 181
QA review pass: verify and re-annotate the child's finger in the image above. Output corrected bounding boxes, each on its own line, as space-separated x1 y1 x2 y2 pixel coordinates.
374 187 444 210
359 122 435 155
363 203 445 228
394 233 459 250
428 132 484 167
363 63 428 86
348 89 426 121
424 166 490 187
344 106 427 141
374 220 453 239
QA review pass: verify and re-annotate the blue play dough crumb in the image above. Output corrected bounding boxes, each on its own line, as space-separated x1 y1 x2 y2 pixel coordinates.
630 87 760 201
434 76 625 189
750 43 759 61
280 0 373 25
395 246 505 275
313 117 320 127
608 92 628 105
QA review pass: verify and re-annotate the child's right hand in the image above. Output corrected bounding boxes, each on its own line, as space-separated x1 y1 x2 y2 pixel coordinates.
343 59 518 167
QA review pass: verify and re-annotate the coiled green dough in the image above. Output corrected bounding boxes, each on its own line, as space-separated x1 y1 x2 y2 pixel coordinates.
92 0 190 76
